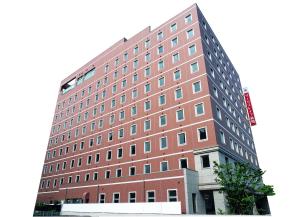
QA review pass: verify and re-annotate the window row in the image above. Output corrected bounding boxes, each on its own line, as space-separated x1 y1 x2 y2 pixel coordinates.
47 125 208 162
49 102 205 146
53 59 200 123
51 81 202 136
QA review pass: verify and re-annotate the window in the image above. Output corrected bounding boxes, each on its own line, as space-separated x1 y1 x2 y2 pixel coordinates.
109 114 115 125
144 83 151 93
177 132 186 146
133 46 138 55
159 95 166 106
75 175 80 183
144 67 151 77
144 141 151 153
106 150 112 161
68 176 72 184
133 59 138 69
107 132 113 142
195 103 204 116
198 127 207 141
220 130 226 144
113 193 120 203
87 155 92 165
144 119 151 131
96 135 102 145
157 45 164 54
202 155 210 168
144 39 150 48
99 194 105 203
144 100 151 111
132 89 138 99
80 141 84 150
188 44 196 55
175 88 183 100
168 190 178 202
158 60 164 70
173 70 181 81
158 77 165 87
161 161 169 171
121 79 127 88
170 23 177 32
78 158 82 167
93 172 98 181
129 192 136 203
130 144 136 156
147 191 155 202
112 84 117 93
130 124 137 135
131 106 137 116
123 52 128 61
111 99 116 108
95 153 100 163
193 81 201 93
190 62 199 73
145 53 151 62
117 148 123 159
160 136 168 150
217 107 222 120
176 109 184 122
115 58 119 66
105 170 111 179
129 166 136 176
144 164 151 174
157 31 163 40
185 14 192 23
118 128 124 139
213 86 218 98
119 110 125 120
122 66 128 75
171 37 178 47
186 29 194 39
159 115 167 127
133 73 138 83
172 53 180 63
116 168 122 177
89 138 94 147
179 158 188 169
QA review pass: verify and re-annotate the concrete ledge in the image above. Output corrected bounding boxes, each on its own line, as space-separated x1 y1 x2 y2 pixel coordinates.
61 202 181 215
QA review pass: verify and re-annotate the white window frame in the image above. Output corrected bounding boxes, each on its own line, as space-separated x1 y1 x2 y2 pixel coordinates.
146 190 156 202
188 44 197 56
99 193 106 203
130 144 136 156
192 81 202 93
176 109 185 122
197 127 208 142
194 103 205 117
144 119 151 131
128 191 137 203
179 158 188 169
160 161 169 172
160 136 168 150
159 114 167 127
159 94 166 106
112 192 120 203
177 132 186 146
167 189 178 202
174 88 183 100
173 70 181 81
190 62 199 73
144 164 151 174
144 141 151 153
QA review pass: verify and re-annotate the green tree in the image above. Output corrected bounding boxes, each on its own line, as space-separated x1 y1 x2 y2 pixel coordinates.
213 161 275 215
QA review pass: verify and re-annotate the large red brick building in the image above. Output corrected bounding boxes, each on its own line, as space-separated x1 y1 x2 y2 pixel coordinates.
36 4 267 214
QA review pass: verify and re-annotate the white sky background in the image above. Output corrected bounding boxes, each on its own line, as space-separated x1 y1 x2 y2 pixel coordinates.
0 0 299 216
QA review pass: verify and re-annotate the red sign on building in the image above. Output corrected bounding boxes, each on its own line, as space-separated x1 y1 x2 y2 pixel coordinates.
243 88 256 126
